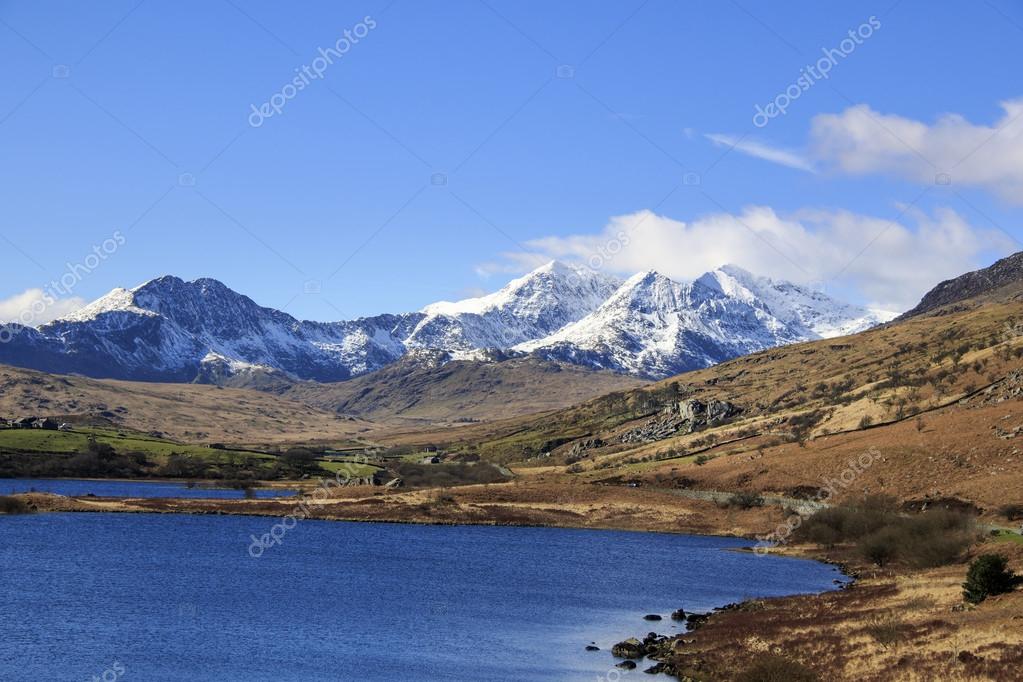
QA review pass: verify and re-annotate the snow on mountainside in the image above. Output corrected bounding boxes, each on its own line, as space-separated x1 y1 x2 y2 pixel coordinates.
32 276 422 382
518 266 896 379
0 262 894 383
705 265 895 338
408 261 621 350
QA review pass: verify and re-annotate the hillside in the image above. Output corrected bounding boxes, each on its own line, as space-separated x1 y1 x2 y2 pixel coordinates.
900 250 1023 319
277 351 645 422
0 365 373 447
420 274 1023 513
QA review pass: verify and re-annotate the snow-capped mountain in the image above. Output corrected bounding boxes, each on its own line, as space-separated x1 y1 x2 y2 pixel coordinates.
407 261 621 351
517 266 894 378
0 262 895 383
703 265 892 338
15 276 422 382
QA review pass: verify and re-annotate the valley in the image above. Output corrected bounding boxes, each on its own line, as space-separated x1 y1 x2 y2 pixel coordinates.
3 252 1023 680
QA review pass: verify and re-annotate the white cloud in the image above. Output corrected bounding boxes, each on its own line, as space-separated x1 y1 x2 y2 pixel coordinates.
486 206 1014 311
810 99 1023 202
705 133 815 172
0 289 86 327
475 252 550 278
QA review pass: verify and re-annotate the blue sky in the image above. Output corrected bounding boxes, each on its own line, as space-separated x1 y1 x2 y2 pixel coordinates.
2 0 1022 321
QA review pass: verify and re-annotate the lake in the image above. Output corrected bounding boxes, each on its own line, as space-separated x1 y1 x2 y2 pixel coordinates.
0 478 296 499
0 513 847 680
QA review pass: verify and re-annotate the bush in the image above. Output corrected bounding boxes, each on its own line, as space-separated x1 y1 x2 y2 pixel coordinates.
999 504 1023 521
859 528 900 566
694 454 714 466
0 495 31 514
963 554 1017 604
795 503 975 568
735 654 818 682
391 462 509 488
864 611 905 649
728 491 764 509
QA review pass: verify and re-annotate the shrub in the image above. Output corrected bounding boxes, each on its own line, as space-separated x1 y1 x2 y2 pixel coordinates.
865 611 905 649
796 504 975 568
999 504 1023 521
694 454 714 466
728 491 764 509
963 554 1017 604
859 528 900 566
391 462 509 488
735 654 818 682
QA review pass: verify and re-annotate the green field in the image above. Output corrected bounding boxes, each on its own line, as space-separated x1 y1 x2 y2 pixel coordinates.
0 426 393 482
0 427 267 462
317 459 381 478
990 529 1023 545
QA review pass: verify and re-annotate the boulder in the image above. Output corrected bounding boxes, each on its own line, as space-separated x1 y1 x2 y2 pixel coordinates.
611 638 645 659
585 645 599 652
685 613 710 630
643 614 662 621
670 608 687 621
616 661 637 670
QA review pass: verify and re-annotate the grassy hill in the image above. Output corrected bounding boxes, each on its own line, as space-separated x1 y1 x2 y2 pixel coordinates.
420 292 1023 515
0 366 376 448
255 354 645 423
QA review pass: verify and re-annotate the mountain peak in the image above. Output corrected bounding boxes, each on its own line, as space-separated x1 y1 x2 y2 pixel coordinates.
9 262 895 383
53 286 154 324
900 250 1023 319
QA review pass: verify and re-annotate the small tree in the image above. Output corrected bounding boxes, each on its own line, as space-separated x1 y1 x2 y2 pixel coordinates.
963 554 1017 604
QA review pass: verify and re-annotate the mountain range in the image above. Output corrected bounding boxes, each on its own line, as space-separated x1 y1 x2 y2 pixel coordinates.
0 261 894 383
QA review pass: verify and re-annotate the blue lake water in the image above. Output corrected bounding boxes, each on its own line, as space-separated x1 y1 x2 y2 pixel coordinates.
0 478 296 499
0 513 848 681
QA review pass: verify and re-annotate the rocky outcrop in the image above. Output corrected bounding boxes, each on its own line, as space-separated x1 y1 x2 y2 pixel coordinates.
566 438 607 458
619 399 743 444
611 638 645 659
685 613 710 630
900 250 1023 319
665 398 742 426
